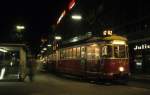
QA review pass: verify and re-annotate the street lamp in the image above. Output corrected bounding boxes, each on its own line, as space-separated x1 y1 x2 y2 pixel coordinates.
16 25 25 32
71 14 82 20
43 48 47 51
53 36 62 51
15 25 25 42
54 36 62 40
47 44 52 47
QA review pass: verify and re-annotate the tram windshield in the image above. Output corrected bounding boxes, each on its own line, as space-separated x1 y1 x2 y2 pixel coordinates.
101 45 127 58
114 45 127 58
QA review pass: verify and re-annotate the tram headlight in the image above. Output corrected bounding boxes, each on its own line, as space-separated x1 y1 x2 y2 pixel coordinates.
119 67 124 72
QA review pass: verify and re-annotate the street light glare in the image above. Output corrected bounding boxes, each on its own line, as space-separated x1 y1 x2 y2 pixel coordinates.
55 36 62 40
16 25 25 30
43 48 47 51
47 44 52 47
0 48 8 53
71 15 82 20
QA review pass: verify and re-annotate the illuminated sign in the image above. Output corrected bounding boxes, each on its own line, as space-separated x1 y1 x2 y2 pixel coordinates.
134 44 150 50
103 30 112 36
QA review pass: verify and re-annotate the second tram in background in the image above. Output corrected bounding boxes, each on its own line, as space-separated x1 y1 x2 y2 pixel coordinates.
45 34 130 83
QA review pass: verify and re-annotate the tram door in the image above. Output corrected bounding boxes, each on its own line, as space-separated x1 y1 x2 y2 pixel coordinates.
80 46 86 74
86 44 100 76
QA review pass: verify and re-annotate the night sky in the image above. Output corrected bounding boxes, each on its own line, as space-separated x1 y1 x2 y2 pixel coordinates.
0 0 149 54
0 0 70 54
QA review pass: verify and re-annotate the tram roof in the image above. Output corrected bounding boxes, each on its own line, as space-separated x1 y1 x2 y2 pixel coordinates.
60 35 127 48
102 35 127 41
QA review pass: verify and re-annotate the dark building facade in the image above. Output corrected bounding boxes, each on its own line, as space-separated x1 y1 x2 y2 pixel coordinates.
107 0 150 74
89 0 150 74
129 38 150 74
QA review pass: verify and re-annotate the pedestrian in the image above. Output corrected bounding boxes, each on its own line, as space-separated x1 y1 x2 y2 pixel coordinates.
27 56 36 82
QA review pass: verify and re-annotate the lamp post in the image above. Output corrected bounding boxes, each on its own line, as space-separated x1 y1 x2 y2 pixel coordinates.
54 36 62 40
16 25 25 31
53 36 62 51
71 14 82 20
16 25 25 42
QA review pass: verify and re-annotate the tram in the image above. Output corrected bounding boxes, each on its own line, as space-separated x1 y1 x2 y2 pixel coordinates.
0 44 27 81
47 34 130 83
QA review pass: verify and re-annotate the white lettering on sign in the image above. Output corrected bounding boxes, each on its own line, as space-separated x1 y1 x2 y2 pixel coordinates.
134 44 150 50
103 30 112 36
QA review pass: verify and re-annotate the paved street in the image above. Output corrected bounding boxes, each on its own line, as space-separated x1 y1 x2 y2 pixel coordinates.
0 73 150 95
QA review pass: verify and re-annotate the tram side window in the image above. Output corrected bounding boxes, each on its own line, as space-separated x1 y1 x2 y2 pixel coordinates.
56 50 60 60
72 48 77 59
87 46 94 60
114 45 126 58
95 47 100 59
60 49 66 59
65 48 72 59
77 47 81 58
65 49 68 59
68 48 73 59
81 47 86 58
87 44 100 60
102 45 112 57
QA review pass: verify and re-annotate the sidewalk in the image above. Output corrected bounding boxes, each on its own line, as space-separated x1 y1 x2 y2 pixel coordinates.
130 74 150 83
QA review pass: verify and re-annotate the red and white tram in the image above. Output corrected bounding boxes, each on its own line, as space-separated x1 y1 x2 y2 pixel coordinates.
47 34 130 83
